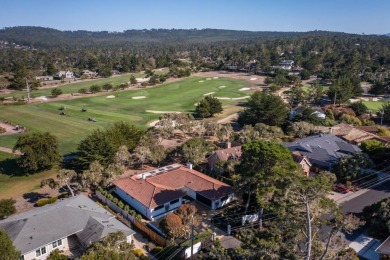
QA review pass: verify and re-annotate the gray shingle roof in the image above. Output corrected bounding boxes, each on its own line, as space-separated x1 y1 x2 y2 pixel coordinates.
283 134 361 169
0 194 135 255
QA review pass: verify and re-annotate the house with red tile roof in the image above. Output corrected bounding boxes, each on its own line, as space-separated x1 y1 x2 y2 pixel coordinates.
112 164 234 220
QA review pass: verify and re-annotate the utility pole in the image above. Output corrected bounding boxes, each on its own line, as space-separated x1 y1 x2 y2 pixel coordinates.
333 91 336 106
25 77 30 103
190 214 194 260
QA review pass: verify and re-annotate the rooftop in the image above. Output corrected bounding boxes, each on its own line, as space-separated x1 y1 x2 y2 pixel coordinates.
113 164 233 209
0 195 135 255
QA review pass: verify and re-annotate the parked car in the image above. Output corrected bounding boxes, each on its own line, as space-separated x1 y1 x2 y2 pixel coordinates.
335 183 350 194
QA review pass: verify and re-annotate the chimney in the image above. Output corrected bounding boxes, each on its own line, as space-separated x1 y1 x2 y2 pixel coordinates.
186 163 193 170
225 141 231 149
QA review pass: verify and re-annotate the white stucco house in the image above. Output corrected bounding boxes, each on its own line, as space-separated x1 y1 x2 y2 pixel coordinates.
56 70 74 79
0 195 135 260
113 164 235 221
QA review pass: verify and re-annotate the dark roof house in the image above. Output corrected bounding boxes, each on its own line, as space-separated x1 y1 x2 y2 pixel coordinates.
0 195 135 260
283 134 361 170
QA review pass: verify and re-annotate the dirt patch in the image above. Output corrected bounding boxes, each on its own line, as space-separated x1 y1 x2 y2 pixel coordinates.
0 122 23 136
146 110 181 114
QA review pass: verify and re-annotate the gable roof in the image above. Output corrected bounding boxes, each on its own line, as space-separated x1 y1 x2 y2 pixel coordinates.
376 236 390 255
292 151 312 166
283 134 361 168
0 195 135 255
211 146 242 162
113 165 233 209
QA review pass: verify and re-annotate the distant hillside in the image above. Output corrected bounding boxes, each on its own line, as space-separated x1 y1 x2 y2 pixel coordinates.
0 26 354 48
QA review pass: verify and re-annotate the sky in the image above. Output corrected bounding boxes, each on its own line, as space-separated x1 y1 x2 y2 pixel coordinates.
0 0 389 34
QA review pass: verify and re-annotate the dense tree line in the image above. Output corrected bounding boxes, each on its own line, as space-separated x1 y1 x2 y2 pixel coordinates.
1 27 390 91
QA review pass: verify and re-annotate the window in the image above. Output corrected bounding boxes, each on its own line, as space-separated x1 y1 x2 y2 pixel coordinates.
52 239 62 248
35 246 46 257
19 256 25 260
170 199 179 205
154 205 164 211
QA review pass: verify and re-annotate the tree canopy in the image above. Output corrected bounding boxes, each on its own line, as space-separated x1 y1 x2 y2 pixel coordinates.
238 91 289 126
14 132 61 173
0 228 20 260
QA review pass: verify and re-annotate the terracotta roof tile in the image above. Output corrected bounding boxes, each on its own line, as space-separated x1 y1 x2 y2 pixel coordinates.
113 165 233 209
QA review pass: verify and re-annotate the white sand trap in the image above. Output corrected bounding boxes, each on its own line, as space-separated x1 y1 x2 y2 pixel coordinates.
206 78 212 80
36 96 48 101
146 110 182 114
203 92 215 96
250 78 258 81
132 96 146 99
194 102 199 106
198 80 204 83
218 86 226 89
232 96 250 100
213 77 219 79
106 95 115 98
239 88 251 91
216 97 232 100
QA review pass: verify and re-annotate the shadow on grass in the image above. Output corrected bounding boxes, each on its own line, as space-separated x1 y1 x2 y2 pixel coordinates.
23 192 50 204
0 158 25 177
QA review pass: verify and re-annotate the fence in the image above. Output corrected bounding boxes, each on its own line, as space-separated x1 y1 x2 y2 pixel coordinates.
95 191 167 247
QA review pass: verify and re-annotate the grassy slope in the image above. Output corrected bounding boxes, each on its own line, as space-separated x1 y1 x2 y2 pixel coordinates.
0 73 145 99
0 77 249 154
362 101 387 112
0 151 56 199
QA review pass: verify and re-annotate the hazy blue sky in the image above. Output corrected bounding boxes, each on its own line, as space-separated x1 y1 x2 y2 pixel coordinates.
0 0 388 34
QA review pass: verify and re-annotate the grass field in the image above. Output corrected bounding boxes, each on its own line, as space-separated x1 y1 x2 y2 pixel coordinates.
0 73 145 99
0 151 57 199
0 77 250 154
363 101 388 112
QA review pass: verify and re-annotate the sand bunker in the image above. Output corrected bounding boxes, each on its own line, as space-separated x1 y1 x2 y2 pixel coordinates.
239 88 251 91
106 95 115 98
203 92 215 96
198 80 204 83
36 96 48 101
232 96 250 100
218 86 226 89
206 78 212 80
216 97 231 100
213 77 219 79
250 78 258 81
132 96 146 99
194 102 199 106
149 120 160 127
146 110 182 114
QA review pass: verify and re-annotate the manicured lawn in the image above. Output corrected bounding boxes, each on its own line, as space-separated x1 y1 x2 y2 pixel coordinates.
0 151 57 199
0 77 250 154
363 101 388 112
0 73 145 99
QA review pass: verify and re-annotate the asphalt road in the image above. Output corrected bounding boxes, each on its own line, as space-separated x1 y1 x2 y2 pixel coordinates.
342 179 390 214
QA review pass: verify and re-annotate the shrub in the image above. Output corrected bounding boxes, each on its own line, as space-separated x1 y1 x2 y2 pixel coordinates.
124 205 130 213
107 194 114 201
0 127 5 134
78 88 87 94
113 198 119 204
89 85 101 93
134 248 144 258
36 197 57 207
51 88 63 97
130 210 136 216
118 201 124 209
136 214 143 221
151 246 163 255
0 198 16 219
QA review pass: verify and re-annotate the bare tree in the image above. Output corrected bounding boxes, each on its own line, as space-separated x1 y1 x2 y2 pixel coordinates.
57 169 77 197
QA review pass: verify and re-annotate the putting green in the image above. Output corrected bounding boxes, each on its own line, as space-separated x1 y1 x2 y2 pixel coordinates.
0 77 250 154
